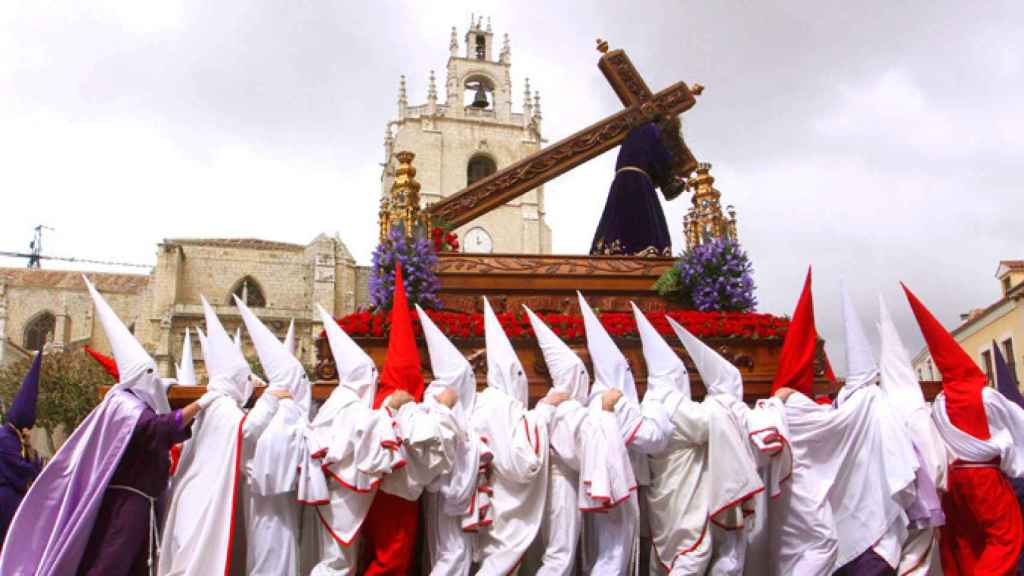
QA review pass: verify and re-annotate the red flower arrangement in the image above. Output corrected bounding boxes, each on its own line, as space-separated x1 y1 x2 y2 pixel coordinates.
327 308 789 341
430 226 459 253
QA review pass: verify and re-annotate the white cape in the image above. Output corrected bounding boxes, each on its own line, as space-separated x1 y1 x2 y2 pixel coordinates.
932 387 1024 478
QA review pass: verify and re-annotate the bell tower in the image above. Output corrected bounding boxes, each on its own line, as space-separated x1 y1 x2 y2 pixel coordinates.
381 16 551 255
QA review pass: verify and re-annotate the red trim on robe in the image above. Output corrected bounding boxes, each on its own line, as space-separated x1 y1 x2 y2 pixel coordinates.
316 502 365 547
709 485 766 530
624 420 643 445
223 414 247 576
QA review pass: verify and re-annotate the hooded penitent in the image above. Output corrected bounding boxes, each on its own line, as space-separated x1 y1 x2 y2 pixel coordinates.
638 314 763 573
523 305 589 405
5 351 41 429
772 268 817 397
159 296 268 576
176 328 197 386
236 295 312 575
416 304 491 572
0 277 167 575
472 298 553 575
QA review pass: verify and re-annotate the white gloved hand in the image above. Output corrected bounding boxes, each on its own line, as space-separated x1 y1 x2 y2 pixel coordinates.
197 390 225 410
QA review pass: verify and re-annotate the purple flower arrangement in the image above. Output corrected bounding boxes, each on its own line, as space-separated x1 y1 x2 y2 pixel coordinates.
657 239 757 312
369 224 442 310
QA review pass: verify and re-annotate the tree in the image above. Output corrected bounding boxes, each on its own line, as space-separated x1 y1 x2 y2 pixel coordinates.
0 349 106 454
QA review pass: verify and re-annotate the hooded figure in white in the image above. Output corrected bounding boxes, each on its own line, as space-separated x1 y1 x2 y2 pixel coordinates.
236 296 312 576
638 310 764 576
525 305 634 576
471 297 564 576
877 295 947 575
159 297 285 576
578 292 668 575
416 305 492 575
764 287 919 576
176 328 197 387
283 319 297 357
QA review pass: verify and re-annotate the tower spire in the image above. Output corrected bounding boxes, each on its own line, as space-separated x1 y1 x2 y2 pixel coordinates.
500 32 511 64
449 26 458 56
397 74 408 119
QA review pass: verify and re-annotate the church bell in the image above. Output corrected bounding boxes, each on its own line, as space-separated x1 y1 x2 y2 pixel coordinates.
470 84 489 109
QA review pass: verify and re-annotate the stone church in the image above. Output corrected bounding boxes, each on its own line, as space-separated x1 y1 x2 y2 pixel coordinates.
0 18 552 376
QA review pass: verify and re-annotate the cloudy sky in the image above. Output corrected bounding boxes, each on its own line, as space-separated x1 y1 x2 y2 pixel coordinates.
1 1 1021 370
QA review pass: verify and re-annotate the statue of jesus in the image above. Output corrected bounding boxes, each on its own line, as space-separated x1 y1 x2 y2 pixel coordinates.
589 115 690 257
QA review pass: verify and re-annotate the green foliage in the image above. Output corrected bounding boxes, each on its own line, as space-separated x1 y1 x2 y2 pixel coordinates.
0 350 107 453
653 266 688 304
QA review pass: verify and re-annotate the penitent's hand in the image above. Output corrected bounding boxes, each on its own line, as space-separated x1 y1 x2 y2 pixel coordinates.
541 390 570 407
388 390 415 410
269 388 292 400
435 387 458 408
601 389 623 411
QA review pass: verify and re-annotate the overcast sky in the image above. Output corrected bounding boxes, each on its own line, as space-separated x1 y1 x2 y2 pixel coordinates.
2 1 1021 371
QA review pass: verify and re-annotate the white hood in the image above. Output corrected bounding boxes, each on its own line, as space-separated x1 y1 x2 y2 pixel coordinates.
416 304 477 417
523 305 589 404
176 328 197 386
316 304 377 407
483 297 529 406
838 281 879 404
667 316 743 400
631 302 691 400
201 296 253 407
84 275 171 414
236 295 310 417
283 319 296 357
578 292 638 404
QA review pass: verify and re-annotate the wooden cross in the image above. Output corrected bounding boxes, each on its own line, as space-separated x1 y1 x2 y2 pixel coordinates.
426 40 702 229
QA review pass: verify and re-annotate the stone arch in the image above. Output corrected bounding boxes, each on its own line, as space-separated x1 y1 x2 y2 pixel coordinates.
23 310 55 351
229 276 266 308
467 152 498 186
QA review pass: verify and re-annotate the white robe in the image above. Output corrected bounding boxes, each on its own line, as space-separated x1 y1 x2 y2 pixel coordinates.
245 397 308 575
771 389 918 575
643 392 763 575
537 399 589 576
472 388 553 576
159 393 280 576
422 384 491 576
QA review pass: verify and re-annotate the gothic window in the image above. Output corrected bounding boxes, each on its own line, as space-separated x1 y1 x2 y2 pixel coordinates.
467 154 497 185
24 311 55 351
475 35 486 60
982 349 994 385
230 276 266 308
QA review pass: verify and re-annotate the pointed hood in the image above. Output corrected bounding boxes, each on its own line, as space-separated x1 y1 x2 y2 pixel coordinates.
202 296 253 407
523 305 589 404
578 292 638 404
772 268 817 396
283 319 296 357
84 275 170 414
376 263 424 407
174 328 196 386
667 317 744 400
233 327 243 352
236 295 311 417
994 341 1023 409
85 346 119 381
483 297 529 405
195 327 208 363
630 302 690 400
902 283 989 439
6 352 41 429
838 281 879 400
316 304 377 406
416 304 477 414
877 294 927 421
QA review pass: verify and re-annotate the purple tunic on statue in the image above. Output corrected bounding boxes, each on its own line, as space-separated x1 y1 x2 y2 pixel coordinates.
0 425 42 548
590 122 674 257
76 406 191 576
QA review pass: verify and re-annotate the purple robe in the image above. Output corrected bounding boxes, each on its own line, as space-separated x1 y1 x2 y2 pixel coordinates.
77 407 191 575
833 548 896 576
590 122 674 257
0 425 42 549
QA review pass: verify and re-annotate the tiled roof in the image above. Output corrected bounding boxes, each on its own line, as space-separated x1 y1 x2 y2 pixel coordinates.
999 260 1024 271
165 238 306 252
0 268 149 294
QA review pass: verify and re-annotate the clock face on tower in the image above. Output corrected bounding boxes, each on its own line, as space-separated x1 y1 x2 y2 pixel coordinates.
464 227 493 254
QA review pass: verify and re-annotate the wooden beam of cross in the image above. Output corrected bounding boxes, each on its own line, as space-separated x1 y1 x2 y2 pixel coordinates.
426 40 702 229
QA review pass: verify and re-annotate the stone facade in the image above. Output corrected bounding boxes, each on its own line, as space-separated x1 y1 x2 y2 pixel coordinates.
381 18 552 255
0 235 369 379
